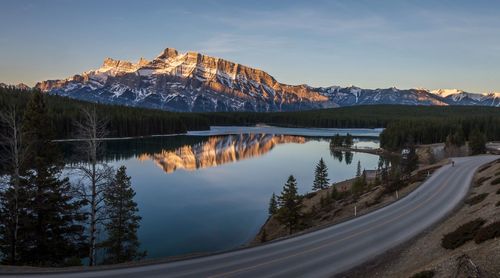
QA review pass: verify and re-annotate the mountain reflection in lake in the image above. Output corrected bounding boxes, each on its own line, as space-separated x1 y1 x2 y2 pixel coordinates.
63 134 380 259
138 134 307 173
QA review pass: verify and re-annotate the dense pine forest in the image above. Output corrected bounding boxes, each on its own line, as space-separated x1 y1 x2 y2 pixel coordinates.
0 86 209 139
2 86 500 151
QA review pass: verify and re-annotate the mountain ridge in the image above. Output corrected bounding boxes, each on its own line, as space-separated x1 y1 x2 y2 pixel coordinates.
17 47 500 111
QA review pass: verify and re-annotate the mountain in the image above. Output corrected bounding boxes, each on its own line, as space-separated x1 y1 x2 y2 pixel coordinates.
1 82 31 90
430 89 500 106
36 48 332 112
33 47 500 111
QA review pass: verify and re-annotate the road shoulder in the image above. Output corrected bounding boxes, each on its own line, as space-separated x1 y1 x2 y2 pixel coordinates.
344 158 500 278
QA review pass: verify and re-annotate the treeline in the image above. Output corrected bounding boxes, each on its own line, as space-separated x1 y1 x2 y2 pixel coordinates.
0 87 209 139
3 87 500 150
204 107 500 150
201 106 500 150
200 105 500 130
380 116 500 150
0 92 145 266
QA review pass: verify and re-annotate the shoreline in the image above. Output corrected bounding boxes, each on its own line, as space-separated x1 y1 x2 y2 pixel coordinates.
250 157 450 245
52 125 383 142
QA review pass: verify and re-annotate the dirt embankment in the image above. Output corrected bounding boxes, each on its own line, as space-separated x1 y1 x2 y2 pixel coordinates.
346 159 500 278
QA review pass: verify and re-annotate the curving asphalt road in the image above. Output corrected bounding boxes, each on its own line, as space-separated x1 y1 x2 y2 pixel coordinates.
7 155 498 278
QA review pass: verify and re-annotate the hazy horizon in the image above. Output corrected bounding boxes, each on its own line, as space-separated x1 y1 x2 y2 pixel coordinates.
1 0 499 93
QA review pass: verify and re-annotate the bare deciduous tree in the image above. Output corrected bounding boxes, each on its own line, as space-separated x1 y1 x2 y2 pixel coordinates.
73 106 114 266
0 106 29 264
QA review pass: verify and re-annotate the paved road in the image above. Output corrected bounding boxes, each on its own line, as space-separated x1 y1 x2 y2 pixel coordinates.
7 155 498 278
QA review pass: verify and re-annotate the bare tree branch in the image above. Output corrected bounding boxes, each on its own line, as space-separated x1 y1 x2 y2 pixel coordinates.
72 106 113 266
0 105 29 264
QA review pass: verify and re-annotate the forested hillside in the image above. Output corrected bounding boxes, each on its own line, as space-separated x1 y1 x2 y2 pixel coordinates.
0 86 209 139
2 87 500 150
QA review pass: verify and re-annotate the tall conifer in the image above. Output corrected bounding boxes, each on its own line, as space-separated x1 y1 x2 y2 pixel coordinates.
103 166 145 264
22 92 86 266
312 158 330 191
277 175 302 235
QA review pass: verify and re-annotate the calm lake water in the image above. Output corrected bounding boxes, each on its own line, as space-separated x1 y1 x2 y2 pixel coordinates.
66 127 381 259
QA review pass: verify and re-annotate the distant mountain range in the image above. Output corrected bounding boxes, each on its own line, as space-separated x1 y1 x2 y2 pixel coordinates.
5 47 500 111
1 82 31 90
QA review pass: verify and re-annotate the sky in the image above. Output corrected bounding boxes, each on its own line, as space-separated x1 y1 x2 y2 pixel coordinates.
1 0 499 93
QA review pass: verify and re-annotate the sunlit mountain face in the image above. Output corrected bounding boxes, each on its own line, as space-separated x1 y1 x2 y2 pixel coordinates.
36 47 500 112
137 134 307 173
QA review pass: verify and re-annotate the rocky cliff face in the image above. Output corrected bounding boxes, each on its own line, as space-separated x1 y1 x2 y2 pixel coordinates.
36 47 332 112
35 47 500 111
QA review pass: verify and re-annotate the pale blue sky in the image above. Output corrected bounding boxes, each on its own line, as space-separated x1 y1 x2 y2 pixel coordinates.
1 0 499 93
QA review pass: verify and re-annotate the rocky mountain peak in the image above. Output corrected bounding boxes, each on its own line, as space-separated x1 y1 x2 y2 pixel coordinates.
16 83 31 90
99 57 143 74
137 57 149 67
431 89 465 97
157 47 179 60
102 57 120 68
0 83 31 90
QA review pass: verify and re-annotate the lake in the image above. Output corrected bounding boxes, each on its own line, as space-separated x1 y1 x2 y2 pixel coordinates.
66 127 381 259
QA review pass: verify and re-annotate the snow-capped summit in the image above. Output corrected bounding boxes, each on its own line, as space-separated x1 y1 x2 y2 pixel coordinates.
34 47 500 111
431 89 465 98
430 88 499 106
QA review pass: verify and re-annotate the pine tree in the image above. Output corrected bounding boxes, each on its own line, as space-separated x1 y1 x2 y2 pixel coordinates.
469 128 486 155
344 133 353 147
445 129 465 148
103 166 145 264
378 157 390 184
268 192 278 215
401 145 418 180
352 161 367 195
330 134 343 148
312 158 330 191
22 92 86 266
277 175 302 235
